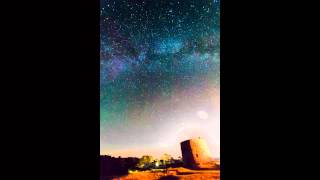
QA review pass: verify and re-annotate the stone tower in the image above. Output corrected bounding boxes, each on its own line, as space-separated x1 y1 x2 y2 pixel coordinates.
180 137 214 169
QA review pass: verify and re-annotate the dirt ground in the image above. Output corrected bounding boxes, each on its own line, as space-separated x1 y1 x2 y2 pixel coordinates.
109 167 220 180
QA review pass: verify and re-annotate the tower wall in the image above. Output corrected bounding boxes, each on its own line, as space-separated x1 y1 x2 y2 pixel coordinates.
180 138 214 169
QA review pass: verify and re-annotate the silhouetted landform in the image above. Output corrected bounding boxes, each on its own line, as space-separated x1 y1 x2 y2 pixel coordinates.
100 155 139 179
100 138 219 179
100 155 185 179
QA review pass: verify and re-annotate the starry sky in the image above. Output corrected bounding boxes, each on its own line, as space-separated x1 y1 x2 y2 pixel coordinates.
100 0 220 159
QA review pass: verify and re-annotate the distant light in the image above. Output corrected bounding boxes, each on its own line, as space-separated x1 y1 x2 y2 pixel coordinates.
197 110 208 120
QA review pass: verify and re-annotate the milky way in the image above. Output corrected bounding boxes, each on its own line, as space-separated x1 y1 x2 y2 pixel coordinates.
100 0 220 158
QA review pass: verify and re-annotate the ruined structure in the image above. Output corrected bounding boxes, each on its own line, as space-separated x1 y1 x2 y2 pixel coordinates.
180 137 215 169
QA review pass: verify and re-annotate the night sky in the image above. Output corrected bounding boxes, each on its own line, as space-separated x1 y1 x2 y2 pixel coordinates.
100 0 220 158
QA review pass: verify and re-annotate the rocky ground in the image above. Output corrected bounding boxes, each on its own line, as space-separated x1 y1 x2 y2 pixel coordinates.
108 167 220 180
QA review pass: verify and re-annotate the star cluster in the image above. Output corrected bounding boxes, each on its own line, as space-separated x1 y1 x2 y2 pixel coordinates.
100 0 220 158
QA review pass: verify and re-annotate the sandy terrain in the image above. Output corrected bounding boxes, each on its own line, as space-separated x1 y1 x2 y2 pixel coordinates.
109 167 220 180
